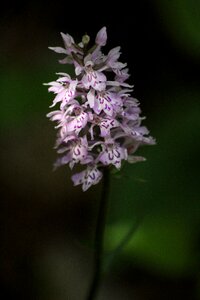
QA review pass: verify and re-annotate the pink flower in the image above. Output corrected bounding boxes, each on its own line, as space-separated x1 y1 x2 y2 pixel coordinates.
60 32 75 50
87 89 122 116
121 98 141 120
89 115 119 139
46 27 155 191
49 32 82 57
115 68 130 83
82 61 107 91
98 142 128 169
106 47 121 68
54 136 92 169
66 110 88 134
59 105 89 136
121 122 155 145
46 109 66 123
45 73 77 109
71 166 103 191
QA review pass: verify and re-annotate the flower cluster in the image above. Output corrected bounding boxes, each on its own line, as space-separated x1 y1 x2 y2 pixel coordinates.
45 27 155 191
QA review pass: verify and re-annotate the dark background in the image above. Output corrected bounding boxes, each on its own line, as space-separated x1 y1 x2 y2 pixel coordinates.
1 0 200 299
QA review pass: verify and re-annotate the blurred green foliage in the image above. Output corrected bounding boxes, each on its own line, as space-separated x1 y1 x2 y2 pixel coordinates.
105 83 200 275
0 61 65 128
155 0 200 58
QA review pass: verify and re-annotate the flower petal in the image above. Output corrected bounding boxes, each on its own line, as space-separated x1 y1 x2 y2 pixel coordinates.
71 167 102 191
95 27 107 46
48 46 67 54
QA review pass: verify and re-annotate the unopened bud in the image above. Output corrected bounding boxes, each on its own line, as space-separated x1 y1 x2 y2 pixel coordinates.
82 34 90 45
95 27 107 46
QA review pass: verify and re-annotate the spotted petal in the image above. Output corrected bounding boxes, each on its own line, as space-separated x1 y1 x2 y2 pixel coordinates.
99 145 127 169
99 118 118 137
72 167 103 191
67 112 88 134
71 137 88 162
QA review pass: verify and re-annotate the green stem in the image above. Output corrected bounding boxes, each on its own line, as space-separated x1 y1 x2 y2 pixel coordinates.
86 168 110 300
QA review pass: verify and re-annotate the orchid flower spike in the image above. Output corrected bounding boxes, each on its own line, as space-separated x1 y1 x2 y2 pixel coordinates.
45 27 155 191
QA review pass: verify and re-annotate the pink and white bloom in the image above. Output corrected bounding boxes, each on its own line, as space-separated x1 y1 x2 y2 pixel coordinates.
49 32 83 60
81 61 107 91
98 142 128 169
115 68 130 83
89 115 119 139
62 105 89 135
47 109 66 124
54 136 92 169
45 73 78 109
47 105 89 139
87 89 123 116
45 27 155 191
121 98 141 120
72 166 103 191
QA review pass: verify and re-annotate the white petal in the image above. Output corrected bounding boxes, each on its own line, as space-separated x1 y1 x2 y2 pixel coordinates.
48 47 67 54
56 72 71 78
60 32 74 47
75 65 83 76
87 89 95 108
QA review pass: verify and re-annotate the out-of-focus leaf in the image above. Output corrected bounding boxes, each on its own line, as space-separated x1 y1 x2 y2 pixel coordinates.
0 63 72 128
106 85 200 275
105 215 197 275
154 0 200 58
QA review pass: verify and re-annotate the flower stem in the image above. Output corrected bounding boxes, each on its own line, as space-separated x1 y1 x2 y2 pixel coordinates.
86 168 110 300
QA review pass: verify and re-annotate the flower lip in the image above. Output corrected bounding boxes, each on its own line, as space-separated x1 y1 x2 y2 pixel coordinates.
85 60 94 68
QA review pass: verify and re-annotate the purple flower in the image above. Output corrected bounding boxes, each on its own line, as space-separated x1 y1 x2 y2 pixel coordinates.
45 73 77 109
45 27 155 191
49 32 83 62
115 68 130 83
66 108 88 134
89 115 119 139
47 109 66 124
98 142 128 169
81 61 107 91
54 136 92 169
87 89 123 116
121 98 141 120
72 166 103 191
